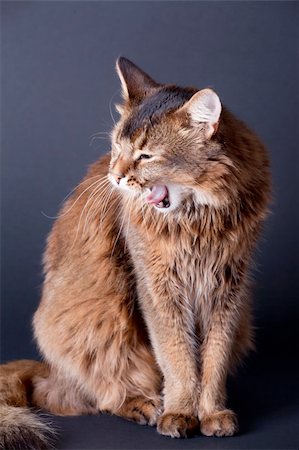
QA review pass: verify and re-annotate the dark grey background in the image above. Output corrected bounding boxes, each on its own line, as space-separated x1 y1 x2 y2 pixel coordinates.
1 1 298 449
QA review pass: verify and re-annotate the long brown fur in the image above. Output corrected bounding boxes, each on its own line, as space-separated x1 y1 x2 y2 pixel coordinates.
0 57 270 447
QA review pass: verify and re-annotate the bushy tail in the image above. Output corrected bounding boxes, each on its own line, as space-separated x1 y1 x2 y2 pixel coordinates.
0 360 56 450
0 406 54 450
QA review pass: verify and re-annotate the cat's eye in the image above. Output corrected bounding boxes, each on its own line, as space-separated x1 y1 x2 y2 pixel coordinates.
137 154 152 161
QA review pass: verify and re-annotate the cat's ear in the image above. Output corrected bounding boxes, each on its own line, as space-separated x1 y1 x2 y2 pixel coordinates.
116 57 159 103
180 89 221 138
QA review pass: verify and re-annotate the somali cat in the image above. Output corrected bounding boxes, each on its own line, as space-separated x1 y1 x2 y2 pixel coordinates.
0 58 270 449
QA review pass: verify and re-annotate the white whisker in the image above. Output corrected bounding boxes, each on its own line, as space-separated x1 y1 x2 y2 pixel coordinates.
41 175 106 220
109 90 119 126
124 195 134 253
70 178 110 249
110 194 132 260
98 186 116 232
82 183 112 235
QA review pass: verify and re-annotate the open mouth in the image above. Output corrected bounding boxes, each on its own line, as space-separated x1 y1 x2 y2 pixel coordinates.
145 185 170 209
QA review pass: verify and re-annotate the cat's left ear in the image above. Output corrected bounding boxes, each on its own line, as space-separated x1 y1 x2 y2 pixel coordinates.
116 57 159 104
179 88 222 138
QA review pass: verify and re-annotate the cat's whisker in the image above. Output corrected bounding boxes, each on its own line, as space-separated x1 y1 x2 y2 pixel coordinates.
41 175 106 220
89 131 111 138
90 136 110 146
91 182 121 235
110 193 133 259
71 178 111 248
82 184 113 235
108 90 119 126
89 129 112 146
81 182 112 234
110 212 125 260
88 190 111 232
125 195 135 255
124 195 134 254
104 197 125 238
98 184 116 232
91 183 116 230
61 177 110 218
101 199 120 236
104 197 124 237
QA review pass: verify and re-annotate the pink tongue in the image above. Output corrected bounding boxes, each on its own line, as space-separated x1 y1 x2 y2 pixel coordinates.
146 185 168 205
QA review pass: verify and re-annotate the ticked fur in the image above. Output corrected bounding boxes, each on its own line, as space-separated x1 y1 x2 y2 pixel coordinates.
0 58 270 447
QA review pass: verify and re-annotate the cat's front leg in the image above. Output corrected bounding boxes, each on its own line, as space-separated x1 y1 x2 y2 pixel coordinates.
137 277 200 438
198 283 247 437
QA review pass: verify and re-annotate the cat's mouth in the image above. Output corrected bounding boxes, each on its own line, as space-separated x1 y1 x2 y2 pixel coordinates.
145 185 170 209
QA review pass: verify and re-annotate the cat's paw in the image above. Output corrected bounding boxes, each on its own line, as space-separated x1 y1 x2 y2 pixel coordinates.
118 396 162 426
200 409 238 437
157 413 199 438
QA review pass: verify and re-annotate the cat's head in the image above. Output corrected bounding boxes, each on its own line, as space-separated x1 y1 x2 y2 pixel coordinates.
108 57 232 214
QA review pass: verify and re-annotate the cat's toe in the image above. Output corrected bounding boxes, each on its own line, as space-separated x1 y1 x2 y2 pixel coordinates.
118 396 162 426
142 397 163 426
200 409 238 437
157 413 199 438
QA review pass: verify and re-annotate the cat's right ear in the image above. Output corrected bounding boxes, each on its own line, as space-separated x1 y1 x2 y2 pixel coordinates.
116 57 159 104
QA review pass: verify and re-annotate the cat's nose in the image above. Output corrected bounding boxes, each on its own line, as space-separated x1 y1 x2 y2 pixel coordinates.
110 170 125 185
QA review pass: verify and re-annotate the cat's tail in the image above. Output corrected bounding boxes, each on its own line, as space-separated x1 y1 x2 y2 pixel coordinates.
0 360 56 450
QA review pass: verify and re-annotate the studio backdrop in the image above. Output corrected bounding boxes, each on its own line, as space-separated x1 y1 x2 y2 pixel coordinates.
1 2 298 450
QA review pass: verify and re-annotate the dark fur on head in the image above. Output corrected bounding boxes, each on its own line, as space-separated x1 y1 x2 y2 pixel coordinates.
121 85 197 139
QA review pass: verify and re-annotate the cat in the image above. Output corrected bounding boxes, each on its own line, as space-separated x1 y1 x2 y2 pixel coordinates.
0 57 271 449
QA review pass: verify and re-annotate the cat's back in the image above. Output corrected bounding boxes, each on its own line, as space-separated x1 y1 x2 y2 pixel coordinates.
221 107 270 178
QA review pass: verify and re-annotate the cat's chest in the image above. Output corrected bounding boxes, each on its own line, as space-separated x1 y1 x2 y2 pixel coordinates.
129 231 217 300
163 241 213 296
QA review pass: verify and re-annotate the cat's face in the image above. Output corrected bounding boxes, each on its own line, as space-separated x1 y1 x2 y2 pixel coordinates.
108 58 229 214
